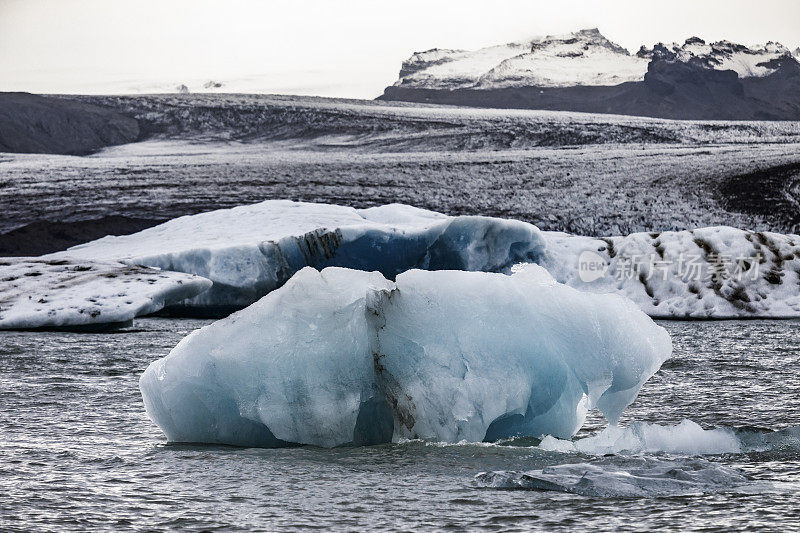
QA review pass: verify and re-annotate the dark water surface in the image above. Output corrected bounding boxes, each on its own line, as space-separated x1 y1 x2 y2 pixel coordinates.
2 319 799 531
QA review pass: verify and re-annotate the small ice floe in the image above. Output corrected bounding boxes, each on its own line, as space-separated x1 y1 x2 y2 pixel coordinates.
538 420 742 455
478 422 800 497
139 265 671 448
474 457 749 498
0 258 211 330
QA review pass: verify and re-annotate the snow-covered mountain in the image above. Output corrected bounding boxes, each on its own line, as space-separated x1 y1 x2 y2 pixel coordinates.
397 29 648 89
394 29 797 90
637 37 795 79
381 29 800 120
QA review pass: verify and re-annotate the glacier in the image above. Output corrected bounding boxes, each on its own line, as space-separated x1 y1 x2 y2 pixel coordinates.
139 265 671 448
51 200 545 313
0 258 211 330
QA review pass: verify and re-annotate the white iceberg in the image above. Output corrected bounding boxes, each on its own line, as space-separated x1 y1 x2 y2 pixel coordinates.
54 200 545 312
542 227 800 318
140 265 671 448
538 419 742 455
0 258 211 330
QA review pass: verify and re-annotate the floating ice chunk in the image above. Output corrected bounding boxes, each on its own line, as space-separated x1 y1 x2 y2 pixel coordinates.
0 258 211 330
140 265 671 448
369 266 669 442
140 268 394 447
539 420 742 455
475 457 750 498
542 227 800 318
54 200 545 312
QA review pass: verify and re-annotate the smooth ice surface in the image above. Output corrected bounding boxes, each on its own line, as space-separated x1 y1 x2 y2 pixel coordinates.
0 258 211 330
52 200 545 310
140 266 671 448
542 227 800 318
474 457 752 498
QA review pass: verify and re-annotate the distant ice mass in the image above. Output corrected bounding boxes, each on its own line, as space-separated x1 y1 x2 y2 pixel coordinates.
139 266 671 448
53 200 545 312
542 227 800 318
0 258 210 330
52 201 800 319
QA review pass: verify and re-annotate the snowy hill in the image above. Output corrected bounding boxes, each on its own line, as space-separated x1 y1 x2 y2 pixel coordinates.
381 30 800 120
394 30 797 90
637 38 795 79
397 29 648 89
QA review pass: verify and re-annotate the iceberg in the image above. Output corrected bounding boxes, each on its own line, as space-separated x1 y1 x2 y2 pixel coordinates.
140 265 671 448
0 258 211 330
538 419 742 455
477 422 800 497
542 227 800 318
53 200 545 313
474 457 751 498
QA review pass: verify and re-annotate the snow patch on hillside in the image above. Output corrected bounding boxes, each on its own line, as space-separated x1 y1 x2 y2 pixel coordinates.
643 38 796 79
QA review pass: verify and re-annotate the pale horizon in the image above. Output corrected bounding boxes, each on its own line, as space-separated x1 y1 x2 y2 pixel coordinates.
2 0 799 98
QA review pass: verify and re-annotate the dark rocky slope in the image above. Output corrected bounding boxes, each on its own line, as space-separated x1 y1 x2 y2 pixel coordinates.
0 92 139 155
380 61 800 120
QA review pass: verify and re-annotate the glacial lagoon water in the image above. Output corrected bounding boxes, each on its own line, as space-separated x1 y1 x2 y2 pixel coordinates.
2 319 799 531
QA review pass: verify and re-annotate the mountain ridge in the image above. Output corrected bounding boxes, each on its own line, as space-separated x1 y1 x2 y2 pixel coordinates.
380 29 800 120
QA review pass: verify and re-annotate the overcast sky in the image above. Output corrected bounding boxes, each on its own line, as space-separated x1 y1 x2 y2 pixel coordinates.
2 0 799 98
